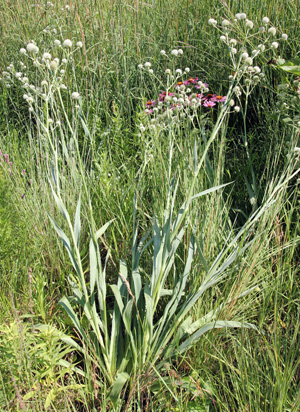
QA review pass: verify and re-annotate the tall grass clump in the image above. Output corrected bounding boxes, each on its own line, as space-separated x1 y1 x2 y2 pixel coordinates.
0 1 299 411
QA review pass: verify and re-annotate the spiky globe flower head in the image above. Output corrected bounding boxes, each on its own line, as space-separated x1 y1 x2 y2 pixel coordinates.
43 52 51 60
76 41 83 48
27 43 39 53
49 60 58 70
63 39 72 48
20 48 26 54
208 18 217 25
234 106 240 112
178 49 183 55
262 17 270 24
281 33 288 40
71 92 80 100
222 19 230 27
160 50 166 55
171 49 178 56
220 35 226 42
165 68 171 74
241 52 249 60
268 27 276 35
144 62 151 68
185 67 190 73
229 38 237 46
246 20 254 29
271 41 279 49
245 57 253 65
54 40 61 46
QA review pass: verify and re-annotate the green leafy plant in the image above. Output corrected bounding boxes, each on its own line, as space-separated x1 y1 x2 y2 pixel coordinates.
48 128 281 408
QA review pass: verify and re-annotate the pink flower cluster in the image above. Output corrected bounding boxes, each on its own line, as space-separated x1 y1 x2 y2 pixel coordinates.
145 77 226 114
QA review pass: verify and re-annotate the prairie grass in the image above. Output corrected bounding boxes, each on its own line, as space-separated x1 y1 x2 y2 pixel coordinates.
0 0 299 411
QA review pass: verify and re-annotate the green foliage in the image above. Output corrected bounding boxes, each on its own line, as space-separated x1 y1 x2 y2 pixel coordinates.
0 0 300 410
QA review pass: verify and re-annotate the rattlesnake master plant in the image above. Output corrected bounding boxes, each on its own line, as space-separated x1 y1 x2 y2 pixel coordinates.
48 140 275 408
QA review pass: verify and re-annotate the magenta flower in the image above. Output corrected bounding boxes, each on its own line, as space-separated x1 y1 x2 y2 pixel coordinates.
203 100 216 108
211 95 227 103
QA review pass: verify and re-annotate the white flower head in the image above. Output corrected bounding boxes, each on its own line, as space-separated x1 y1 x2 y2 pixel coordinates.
160 50 166 55
171 49 178 56
15 72 22 79
49 60 59 70
165 68 171 74
41 80 48 86
175 69 182 75
63 39 72 48
19 48 26 54
144 62 151 68
138 64 143 69
240 13 247 19
262 17 270 24
258 44 266 52
76 41 83 48
234 106 240 112
220 35 226 42
149 69 154 74
235 13 242 20
231 47 237 54
71 91 80 100
184 67 190 73
208 18 217 25
268 27 276 35
254 66 261 73
43 52 51 60
241 52 249 60
245 57 253 65
281 33 288 41
54 40 61 46
229 38 237 46
178 49 183 55
246 20 254 29
222 19 230 27
27 43 39 53
271 41 279 49
229 99 235 106
62 58 67 64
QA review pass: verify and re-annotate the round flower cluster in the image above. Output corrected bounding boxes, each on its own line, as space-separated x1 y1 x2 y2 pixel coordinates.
143 74 229 131
208 13 288 75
